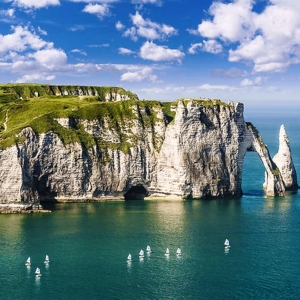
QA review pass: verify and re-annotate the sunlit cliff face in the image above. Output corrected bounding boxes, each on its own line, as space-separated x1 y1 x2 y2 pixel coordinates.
0 99 297 211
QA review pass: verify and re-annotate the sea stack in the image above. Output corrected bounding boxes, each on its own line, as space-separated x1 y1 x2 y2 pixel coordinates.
272 125 298 190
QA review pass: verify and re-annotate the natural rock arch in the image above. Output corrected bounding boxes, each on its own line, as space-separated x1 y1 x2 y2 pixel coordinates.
241 123 297 196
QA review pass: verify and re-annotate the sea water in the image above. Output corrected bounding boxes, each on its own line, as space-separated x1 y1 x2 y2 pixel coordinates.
1 111 300 300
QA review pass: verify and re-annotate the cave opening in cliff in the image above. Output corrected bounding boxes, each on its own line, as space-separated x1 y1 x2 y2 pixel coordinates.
124 184 149 200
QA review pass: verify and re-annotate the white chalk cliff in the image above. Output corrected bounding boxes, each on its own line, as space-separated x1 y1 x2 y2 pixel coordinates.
0 99 297 212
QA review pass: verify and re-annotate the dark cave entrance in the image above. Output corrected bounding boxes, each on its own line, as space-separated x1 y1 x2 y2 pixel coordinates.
124 184 149 200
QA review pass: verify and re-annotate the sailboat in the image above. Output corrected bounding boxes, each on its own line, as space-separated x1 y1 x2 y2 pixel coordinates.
44 255 50 263
165 248 170 256
146 245 151 253
139 249 144 258
25 257 31 266
224 239 230 247
35 267 42 277
127 254 132 261
176 248 182 256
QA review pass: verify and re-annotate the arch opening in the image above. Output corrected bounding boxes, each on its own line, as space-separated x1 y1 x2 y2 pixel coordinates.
124 184 149 201
242 150 265 196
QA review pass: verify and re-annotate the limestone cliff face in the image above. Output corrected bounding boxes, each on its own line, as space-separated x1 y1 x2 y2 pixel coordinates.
0 99 297 211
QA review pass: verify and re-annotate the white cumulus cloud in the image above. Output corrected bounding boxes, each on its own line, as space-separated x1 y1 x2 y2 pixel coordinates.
82 3 110 19
121 66 158 82
30 48 67 68
123 11 177 41
140 41 184 62
0 26 50 55
115 21 125 31
0 25 167 84
0 25 68 81
188 43 202 54
196 0 300 73
189 40 222 54
12 0 60 9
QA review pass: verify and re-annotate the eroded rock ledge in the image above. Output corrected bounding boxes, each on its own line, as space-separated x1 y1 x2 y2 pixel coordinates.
0 98 297 212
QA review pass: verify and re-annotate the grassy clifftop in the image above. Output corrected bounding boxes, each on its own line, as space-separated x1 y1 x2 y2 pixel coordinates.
0 84 229 151
0 84 174 151
0 84 139 101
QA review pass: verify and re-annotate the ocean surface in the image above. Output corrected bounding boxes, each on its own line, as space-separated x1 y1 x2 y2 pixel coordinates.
1 110 300 300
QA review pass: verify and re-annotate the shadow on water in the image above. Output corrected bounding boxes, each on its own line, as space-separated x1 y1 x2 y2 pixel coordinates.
242 190 265 197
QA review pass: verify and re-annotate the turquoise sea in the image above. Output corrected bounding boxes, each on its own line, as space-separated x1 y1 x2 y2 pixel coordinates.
1 110 300 300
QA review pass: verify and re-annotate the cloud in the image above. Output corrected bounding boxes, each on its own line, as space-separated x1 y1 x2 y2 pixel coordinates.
29 48 67 68
69 25 87 32
0 25 67 79
123 27 138 41
0 25 167 84
201 40 223 54
0 25 51 55
0 8 15 18
12 0 60 9
188 43 202 54
120 66 158 82
198 0 255 42
82 3 110 19
37 26 47 35
189 40 222 54
132 0 160 4
186 28 199 36
0 25 170 84
212 68 248 78
240 76 266 87
16 74 56 83
89 44 109 48
69 0 118 3
118 47 135 55
71 49 87 56
123 11 177 41
115 21 124 31
197 0 300 73
140 41 184 62
198 83 237 91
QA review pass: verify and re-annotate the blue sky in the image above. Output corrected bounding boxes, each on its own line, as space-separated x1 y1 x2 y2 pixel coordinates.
0 0 300 108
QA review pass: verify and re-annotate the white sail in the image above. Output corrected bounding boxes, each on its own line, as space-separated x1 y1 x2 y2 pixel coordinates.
176 248 181 255
139 249 144 257
25 257 31 266
44 255 50 263
127 254 132 261
224 239 230 247
35 267 41 276
146 245 151 252
165 248 170 255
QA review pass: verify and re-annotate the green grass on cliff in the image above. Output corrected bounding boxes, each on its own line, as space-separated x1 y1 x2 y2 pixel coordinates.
0 84 227 152
0 86 171 151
